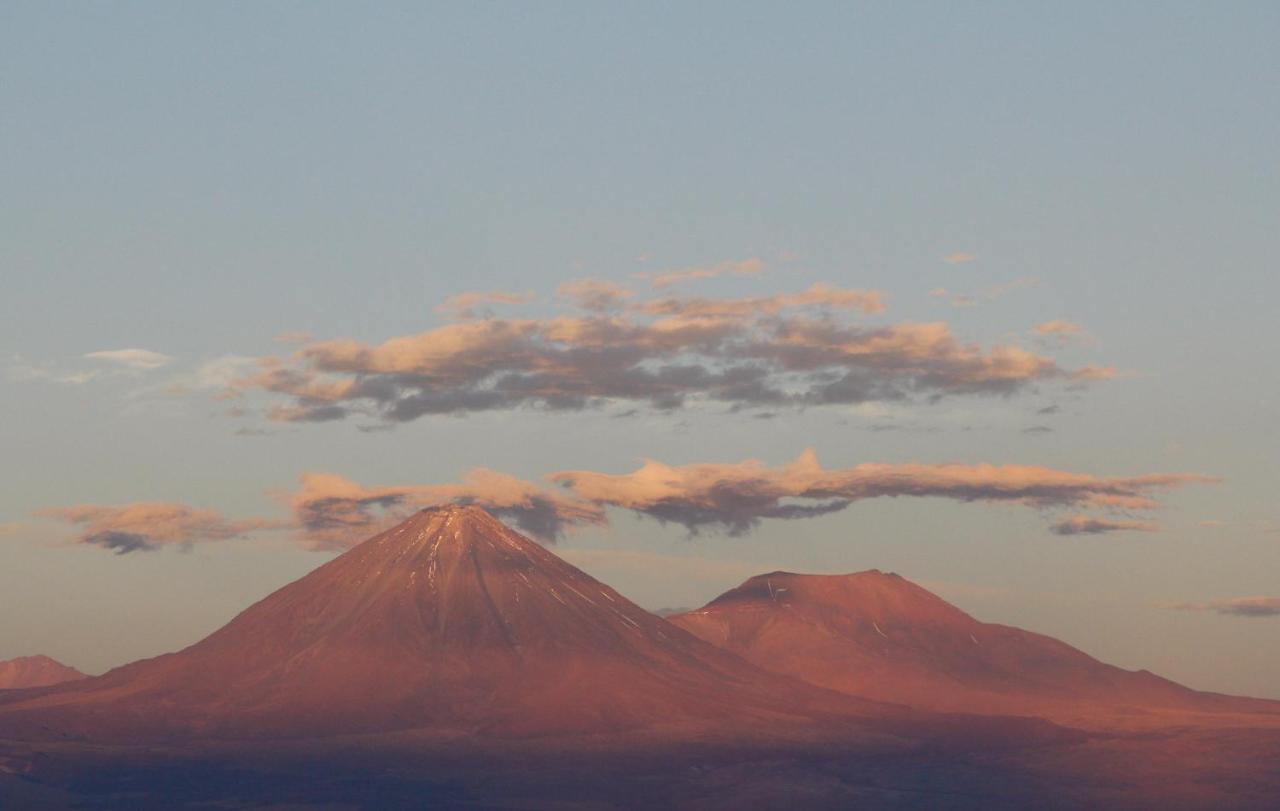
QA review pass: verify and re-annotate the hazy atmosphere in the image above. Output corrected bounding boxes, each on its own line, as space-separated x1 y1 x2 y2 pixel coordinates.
3 0 1278 709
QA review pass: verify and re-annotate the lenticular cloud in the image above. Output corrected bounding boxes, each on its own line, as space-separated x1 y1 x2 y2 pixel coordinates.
221 278 1109 425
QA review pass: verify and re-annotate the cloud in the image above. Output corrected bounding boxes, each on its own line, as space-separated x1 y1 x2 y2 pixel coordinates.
274 331 314 344
38 502 285 554
6 363 101 385
223 277 1101 424
436 290 536 320
557 279 634 312
1174 597 1280 618
942 253 977 265
550 450 1212 536
1069 365 1120 382
284 469 605 549
9 348 171 386
1033 320 1087 340
638 258 765 289
84 349 174 370
163 355 262 396
37 470 605 555
634 283 885 318
1049 516 1159 535
939 277 1036 308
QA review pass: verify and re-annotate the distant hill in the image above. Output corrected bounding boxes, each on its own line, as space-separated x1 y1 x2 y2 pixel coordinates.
0 656 85 690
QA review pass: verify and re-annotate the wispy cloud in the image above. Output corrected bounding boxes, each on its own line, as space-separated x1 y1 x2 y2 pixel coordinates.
942 252 977 265
84 349 174 370
37 502 286 554
436 290 536 320
634 282 884 318
551 449 1212 536
1049 515 1158 535
636 257 765 289
163 355 262 396
1033 320 1087 340
9 348 172 386
6 361 100 385
933 277 1036 308
31 446 1213 555
1174 596 1280 618
283 469 605 549
557 278 634 312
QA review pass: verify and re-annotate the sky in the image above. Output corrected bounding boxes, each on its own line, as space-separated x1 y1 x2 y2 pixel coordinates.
1 2 1278 698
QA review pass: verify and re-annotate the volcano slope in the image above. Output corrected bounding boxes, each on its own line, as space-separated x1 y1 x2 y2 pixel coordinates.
0 506 907 743
3 514 1280 808
669 570 1280 728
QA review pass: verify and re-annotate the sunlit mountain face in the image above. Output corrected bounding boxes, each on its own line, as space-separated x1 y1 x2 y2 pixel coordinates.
0 507 897 742
2 510 1279 809
670 571 1280 728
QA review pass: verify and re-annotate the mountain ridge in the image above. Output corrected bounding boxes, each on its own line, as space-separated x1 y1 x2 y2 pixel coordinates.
669 569 1280 722
0 506 895 742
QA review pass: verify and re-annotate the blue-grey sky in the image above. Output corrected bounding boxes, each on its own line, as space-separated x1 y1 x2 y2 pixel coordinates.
2 2 1278 698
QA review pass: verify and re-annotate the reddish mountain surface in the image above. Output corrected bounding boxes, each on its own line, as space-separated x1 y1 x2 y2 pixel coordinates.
0 656 85 690
669 571 1280 722
0 507 888 743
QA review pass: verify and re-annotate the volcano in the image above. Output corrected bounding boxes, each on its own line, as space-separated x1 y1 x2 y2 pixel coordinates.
0 507 885 742
0 656 85 690
669 571 1280 722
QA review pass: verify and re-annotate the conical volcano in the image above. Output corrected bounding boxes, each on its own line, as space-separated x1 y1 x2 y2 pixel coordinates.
0 507 877 742
669 571 1280 721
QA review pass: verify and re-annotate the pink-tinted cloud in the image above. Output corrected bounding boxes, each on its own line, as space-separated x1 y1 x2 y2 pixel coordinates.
285 469 605 549
635 283 885 319
638 258 765 288
937 277 1036 308
1174 597 1280 618
550 450 1214 535
557 279 634 312
1049 515 1159 535
436 290 536 320
37 502 285 554
942 252 977 265
1069 365 1120 382
83 349 173 370
222 277 1108 424
1033 320 1087 339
